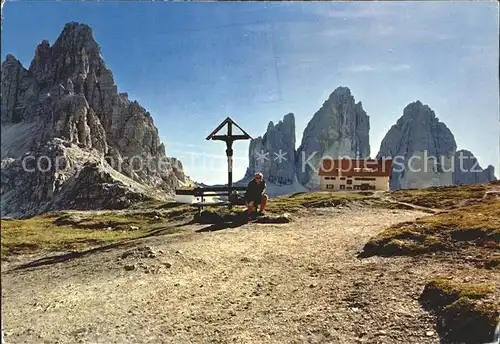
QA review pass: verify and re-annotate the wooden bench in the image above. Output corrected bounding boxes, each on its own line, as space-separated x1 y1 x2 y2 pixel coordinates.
175 186 248 214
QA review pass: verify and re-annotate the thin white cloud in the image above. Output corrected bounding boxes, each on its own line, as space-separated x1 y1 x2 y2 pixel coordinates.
319 28 356 39
300 2 463 44
311 5 396 19
345 65 376 73
243 22 273 33
391 64 411 72
344 64 411 73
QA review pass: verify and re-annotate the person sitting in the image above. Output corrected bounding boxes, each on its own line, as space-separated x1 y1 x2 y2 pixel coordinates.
245 172 268 217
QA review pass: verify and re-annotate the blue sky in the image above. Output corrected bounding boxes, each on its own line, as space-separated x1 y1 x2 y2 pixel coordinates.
2 1 499 185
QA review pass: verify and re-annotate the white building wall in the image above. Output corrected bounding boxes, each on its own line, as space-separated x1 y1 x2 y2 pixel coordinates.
319 175 390 191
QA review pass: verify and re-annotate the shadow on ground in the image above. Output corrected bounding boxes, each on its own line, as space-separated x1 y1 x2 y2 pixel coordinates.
192 210 292 233
8 225 186 272
196 219 249 233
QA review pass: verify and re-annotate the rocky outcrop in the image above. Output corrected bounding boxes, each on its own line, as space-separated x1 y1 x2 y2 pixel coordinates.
377 101 457 190
1 22 185 218
452 150 496 185
295 87 370 188
243 113 296 185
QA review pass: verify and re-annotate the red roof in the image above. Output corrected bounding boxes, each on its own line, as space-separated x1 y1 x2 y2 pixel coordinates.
318 159 393 177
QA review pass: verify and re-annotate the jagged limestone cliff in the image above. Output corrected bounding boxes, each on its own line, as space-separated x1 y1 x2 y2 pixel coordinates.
377 101 457 190
1 22 185 218
452 150 496 185
295 87 370 188
243 113 296 185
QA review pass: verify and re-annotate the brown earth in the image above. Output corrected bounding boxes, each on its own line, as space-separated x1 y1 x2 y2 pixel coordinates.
1 186 499 344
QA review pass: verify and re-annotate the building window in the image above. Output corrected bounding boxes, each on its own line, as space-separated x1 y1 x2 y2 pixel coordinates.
340 185 345 190
347 180 352 185
347 187 352 190
354 185 360 190
340 177 346 180
332 177 336 180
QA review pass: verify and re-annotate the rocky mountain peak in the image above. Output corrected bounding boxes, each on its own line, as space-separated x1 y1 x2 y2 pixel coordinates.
377 101 457 190
453 149 496 185
401 101 436 122
4 53 19 63
1 22 186 218
295 86 370 188
51 22 100 58
329 86 352 99
267 121 275 131
283 112 294 124
243 113 297 186
378 100 456 161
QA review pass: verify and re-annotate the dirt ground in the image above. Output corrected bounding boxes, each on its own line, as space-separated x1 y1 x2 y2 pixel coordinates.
1 206 498 344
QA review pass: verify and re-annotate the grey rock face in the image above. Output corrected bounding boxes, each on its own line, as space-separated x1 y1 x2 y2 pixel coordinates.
0 139 157 218
452 150 497 185
377 101 457 190
295 86 370 188
244 113 296 185
1 22 185 217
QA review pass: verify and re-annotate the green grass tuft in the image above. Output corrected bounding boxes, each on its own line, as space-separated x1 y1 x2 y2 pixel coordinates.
388 184 487 209
1 210 185 257
419 278 499 343
360 199 500 258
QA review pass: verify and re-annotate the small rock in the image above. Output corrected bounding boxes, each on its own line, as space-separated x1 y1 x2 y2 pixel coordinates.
130 225 140 230
426 331 434 337
309 283 317 288
163 262 172 268
153 215 160 220
124 264 136 271
378 330 387 335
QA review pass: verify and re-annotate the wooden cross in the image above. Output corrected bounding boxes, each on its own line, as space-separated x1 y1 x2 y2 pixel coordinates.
206 117 252 203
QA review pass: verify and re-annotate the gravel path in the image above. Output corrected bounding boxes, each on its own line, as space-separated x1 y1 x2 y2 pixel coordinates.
1 207 490 343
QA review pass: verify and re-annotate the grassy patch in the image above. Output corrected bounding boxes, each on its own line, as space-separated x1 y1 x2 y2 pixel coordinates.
420 278 495 309
388 184 487 209
1 211 183 257
420 278 499 343
360 199 500 258
266 191 372 214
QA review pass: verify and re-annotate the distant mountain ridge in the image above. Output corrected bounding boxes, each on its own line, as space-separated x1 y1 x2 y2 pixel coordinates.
241 92 495 194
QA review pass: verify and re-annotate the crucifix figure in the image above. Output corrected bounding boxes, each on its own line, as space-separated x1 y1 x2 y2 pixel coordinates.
206 117 252 206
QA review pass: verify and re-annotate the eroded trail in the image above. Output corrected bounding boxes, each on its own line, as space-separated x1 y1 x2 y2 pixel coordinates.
1 207 475 343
